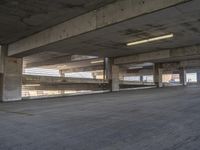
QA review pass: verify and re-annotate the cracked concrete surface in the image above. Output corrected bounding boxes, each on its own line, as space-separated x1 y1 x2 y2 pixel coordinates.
0 86 200 150
0 0 117 44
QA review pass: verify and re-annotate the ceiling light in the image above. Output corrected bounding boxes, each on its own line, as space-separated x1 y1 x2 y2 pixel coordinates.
127 33 174 46
24 84 40 87
128 66 143 70
91 60 104 64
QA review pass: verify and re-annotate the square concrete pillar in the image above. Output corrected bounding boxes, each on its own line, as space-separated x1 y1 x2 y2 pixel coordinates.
159 68 164 87
180 68 187 86
104 58 112 81
140 76 143 84
0 46 22 102
111 64 120 92
154 63 163 88
104 58 120 92
59 70 65 77
59 70 66 95
197 71 200 84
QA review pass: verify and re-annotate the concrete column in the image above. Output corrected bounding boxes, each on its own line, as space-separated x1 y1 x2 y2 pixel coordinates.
59 70 65 94
104 57 112 90
154 63 163 87
104 58 111 81
111 64 120 92
59 70 65 77
92 72 97 79
0 45 23 102
180 68 187 86
158 68 163 87
104 58 120 91
140 76 143 84
197 71 200 84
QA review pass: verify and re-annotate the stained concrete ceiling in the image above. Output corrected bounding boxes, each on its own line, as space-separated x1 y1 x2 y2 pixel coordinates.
0 0 117 44
3 0 200 71
23 0 200 65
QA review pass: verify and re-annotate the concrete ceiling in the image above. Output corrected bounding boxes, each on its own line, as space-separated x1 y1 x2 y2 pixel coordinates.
0 0 117 44
22 0 200 65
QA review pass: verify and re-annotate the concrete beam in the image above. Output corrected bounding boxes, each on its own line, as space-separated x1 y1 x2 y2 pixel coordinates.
25 55 99 68
180 59 200 68
26 58 104 72
8 0 188 56
25 55 71 68
52 58 104 70
126 68 153 76
114 45 200 65
115 50 171 65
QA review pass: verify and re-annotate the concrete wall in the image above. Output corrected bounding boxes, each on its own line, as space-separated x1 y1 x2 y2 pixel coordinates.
23 75 107 85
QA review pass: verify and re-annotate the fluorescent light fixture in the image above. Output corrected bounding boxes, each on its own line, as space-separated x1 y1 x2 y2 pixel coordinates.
24 84 40 87
127 33 174 46
128 66 143 70
91 60 104 64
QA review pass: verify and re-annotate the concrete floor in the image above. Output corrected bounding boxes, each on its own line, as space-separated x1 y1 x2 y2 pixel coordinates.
0 87 200 150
